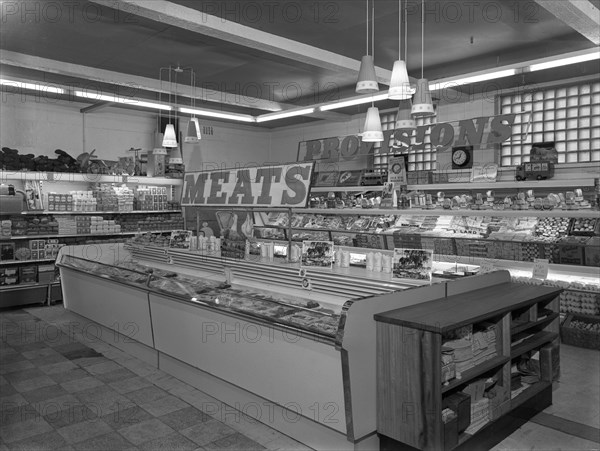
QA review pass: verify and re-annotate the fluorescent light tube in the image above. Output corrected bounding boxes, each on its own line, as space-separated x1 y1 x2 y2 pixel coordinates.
320 93 389 111
530 50 600 71
74 90 172 110
0 79 64 94
179 107 255 123
430 69 517 90
255 108 315 123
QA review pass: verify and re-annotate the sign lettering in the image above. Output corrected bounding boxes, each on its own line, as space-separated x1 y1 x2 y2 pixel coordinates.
181 163 314 207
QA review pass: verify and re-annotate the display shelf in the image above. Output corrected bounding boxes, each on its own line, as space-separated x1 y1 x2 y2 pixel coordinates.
406 178 596 191
295 207 600 218
511 312 560 335
0 258 56 266
511 331 558 358
0 170 183 186
510 380 552 410
441 355 510 394
310 186 382 193
2 230 173 240
0 282 45 291
9 210 182 215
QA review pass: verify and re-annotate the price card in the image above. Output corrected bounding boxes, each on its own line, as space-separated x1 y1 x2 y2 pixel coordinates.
532 258 549 280
479 259 495 274
122 175 128 183
301 278 312 290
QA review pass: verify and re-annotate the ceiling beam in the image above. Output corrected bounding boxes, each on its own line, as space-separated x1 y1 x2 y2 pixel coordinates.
0 51 287 112
88 0 392 84
80 102 113 113
534 0 600 45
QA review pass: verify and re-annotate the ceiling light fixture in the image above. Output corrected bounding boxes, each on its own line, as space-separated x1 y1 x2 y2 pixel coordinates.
179 107 255 123
411 0 434 117
429 69 517 90
1 79 65 94
529 49 600 71
255 108 315 123
161 66 181 148
388 0 413 100
74 90 171 110
356 0 379 94
319 93 389 111
361 0 383 141
184 69 201 143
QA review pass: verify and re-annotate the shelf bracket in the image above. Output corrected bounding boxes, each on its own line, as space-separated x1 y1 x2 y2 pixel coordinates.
80 102 113 114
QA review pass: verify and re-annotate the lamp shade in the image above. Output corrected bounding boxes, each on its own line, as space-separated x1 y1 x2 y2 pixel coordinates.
184 118 201 143
388 60 414 100
395 99 416 130
411 78 435 117
356 55 379 94
162 123 178 147
361 106 384 142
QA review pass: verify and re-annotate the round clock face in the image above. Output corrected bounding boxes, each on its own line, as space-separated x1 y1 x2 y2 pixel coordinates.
452 149 469 166
391 163 403 174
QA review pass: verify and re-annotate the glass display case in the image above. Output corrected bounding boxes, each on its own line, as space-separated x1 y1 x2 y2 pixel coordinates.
57 253 342 338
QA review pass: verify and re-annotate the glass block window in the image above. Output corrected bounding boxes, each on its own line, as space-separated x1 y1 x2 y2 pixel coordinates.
373 111 437 173
499 80 600 166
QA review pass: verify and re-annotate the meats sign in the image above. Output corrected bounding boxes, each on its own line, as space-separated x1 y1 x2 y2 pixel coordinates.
181 163 314 207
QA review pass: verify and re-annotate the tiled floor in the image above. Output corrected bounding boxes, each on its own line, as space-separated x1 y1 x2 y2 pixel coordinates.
1 305 599 451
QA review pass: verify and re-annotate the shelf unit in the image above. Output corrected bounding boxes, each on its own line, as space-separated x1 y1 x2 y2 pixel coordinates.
374 275 561 451
1 172 184 307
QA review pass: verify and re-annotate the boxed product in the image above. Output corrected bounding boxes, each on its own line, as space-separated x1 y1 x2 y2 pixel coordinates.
19 265 38 283
0 242 15 261
0 267 19 285
38 264 56 284
585 237 600 267
442 392 471 433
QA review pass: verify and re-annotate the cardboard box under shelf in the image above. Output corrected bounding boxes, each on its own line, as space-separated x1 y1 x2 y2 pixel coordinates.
443 415 458 450
560 314 600 350
443 392 471 433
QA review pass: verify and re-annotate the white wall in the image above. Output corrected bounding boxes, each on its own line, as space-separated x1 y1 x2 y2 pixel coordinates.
0 94 272 171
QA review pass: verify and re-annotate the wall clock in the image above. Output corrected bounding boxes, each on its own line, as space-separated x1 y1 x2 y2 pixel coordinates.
451 147 473 169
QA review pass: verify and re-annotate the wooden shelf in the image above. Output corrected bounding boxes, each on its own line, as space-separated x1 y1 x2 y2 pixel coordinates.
293 207 600 218
2 230 173 240
511 381 552 410
511 331 558 358
511 312 560 335
442 355 510 394
12 210 182 215
0 170 183 186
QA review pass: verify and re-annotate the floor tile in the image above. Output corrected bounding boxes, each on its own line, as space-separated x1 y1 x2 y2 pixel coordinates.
0 417 53 443
21 383 69 403
491 421 600 450
71 356 109 367
126 385 169 404
140 393 190 416
9 430 68 451
204 432 266 450
43 403 100 428
38 360 78 375
140 431 198 451
100 405 154 429
11 375 56 393
159 406 211 431
3 367 45 383
85 360 124 376
108 376 153 394
118 418 176 445
72 431 136 451
0 353 28 365
52 342 90 356
1 402 39 426
180 419 237 447
61 376 105 393
95 367 137 383
32 353 70 367
56 418 113 444
31 393 81 416
0 383 16 397
0 359 35 374
49 368 89 383
75 385 134 414
22 347 62 360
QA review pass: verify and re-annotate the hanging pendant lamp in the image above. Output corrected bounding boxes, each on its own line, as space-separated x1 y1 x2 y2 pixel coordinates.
162 123 178 147
184 117 201 143
395 99 416 130
388 0 414 100
362 106 384 142
411 0 435 117
356 0 379 94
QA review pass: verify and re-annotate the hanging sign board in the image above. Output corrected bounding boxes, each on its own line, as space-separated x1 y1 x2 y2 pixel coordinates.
181 163 314 207
388 156 407 185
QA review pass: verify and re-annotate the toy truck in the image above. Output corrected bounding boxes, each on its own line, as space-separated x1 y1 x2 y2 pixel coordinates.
515 161 555 181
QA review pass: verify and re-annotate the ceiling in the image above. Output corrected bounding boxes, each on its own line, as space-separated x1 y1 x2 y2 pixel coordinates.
1 0 599 128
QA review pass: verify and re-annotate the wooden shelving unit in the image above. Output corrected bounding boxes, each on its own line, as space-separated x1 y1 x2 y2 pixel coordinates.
374 274 561 450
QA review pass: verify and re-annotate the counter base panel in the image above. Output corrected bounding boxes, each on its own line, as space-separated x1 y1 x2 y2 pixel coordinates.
60 268 155 348
159 352 379 451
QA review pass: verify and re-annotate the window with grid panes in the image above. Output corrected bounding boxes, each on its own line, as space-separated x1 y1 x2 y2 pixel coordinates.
373 111 437 173
499 80 600 166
